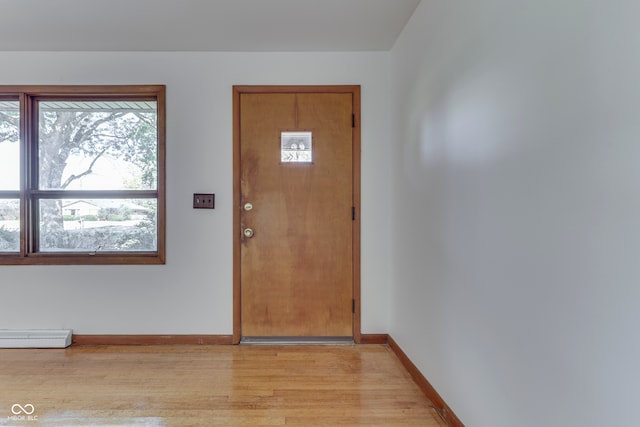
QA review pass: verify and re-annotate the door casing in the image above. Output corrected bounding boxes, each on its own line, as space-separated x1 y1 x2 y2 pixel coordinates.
232 85 361 344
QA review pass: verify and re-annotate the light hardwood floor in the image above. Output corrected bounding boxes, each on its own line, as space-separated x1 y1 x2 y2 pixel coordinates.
0 344 446 426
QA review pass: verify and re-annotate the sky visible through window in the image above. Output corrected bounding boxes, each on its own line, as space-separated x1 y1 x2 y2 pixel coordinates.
0 138 144 190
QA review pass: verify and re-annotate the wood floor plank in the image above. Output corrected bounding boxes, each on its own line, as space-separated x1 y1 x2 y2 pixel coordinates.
0 344 446 426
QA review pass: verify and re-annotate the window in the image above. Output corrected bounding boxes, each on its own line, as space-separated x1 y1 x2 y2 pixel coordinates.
0 85 165 264
281 131 312 163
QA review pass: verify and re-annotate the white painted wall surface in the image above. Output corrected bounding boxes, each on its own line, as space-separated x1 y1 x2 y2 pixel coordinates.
0 52 392 335
390 1 640 426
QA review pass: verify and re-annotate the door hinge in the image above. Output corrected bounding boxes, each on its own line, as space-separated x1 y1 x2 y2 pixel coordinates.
352 113 355 128
352 206 356 221
352 299 356 313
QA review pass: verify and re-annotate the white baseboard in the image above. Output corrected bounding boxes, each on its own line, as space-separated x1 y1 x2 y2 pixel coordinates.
0 329 72 348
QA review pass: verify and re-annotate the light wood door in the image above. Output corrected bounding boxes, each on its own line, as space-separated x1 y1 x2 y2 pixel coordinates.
236 88 357 338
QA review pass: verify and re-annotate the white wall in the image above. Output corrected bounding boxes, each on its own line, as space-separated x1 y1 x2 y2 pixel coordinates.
390 1 640 426
0 51 392 335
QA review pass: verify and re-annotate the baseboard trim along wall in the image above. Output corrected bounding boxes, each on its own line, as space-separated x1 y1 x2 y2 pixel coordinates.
72 335 234 345
359 333 389 344
388 335 465 427
74 334 388 346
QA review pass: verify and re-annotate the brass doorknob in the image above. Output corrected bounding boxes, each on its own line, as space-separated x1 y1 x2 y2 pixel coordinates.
243 228 254 238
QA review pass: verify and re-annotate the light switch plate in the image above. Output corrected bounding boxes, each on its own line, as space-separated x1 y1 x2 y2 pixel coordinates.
193 193 215 209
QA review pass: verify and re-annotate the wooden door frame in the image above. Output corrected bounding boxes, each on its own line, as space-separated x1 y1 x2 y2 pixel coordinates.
232 85 361 344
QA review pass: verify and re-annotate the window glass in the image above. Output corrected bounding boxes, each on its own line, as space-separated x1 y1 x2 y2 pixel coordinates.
0 199 20 252
281 131 312 163
38 100 158 191
39 198 157 253
0 100 20 191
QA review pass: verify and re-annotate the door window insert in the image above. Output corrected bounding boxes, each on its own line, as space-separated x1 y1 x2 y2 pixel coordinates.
281 131 312 163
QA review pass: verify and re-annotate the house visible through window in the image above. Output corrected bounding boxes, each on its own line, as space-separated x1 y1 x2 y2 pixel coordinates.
0 86 165 264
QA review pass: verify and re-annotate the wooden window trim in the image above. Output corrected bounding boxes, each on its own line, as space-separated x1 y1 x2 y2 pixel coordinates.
0 85 166 265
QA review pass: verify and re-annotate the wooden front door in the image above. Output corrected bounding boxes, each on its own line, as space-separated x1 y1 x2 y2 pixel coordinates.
233 86 360 340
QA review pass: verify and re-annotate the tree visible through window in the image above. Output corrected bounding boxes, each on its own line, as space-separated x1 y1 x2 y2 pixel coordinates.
0 86 165 264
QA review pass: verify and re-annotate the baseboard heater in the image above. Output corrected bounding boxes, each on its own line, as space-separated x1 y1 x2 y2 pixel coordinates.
0 329 73 348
